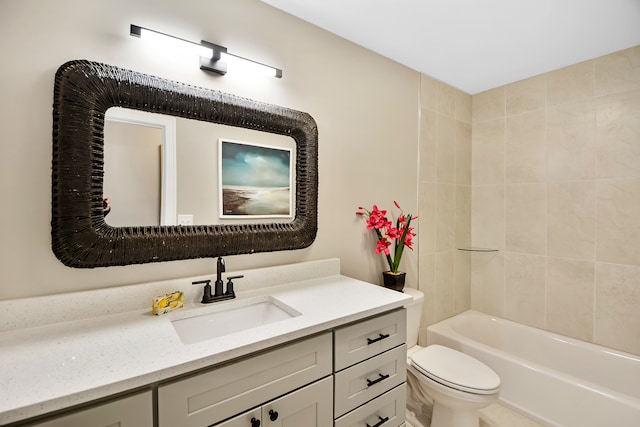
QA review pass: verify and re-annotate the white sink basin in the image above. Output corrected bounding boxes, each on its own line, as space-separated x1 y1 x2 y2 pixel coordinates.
172 297 301 344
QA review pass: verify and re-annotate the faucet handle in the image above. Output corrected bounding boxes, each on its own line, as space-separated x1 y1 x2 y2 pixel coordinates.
225 275 244 296
192 279 213 303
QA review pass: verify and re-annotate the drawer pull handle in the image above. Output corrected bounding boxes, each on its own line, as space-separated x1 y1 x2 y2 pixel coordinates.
269 409 279 421
366 415 389 427
367 333 390 345
366 373 390 387
251 417 261 427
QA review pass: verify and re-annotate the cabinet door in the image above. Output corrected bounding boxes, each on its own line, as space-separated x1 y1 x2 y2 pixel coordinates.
215 408 261 427
25 391 152 427
262 376 333 427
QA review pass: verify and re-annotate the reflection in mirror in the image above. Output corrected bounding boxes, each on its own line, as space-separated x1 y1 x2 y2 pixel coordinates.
104 108 173 226
51 60 318 268
218 138 294 220
104 108 296 226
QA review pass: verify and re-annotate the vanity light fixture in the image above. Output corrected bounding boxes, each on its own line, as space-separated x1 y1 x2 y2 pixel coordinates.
130 24 283 78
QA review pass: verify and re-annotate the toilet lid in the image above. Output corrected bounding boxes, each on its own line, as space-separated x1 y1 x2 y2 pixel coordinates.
410 345 500 395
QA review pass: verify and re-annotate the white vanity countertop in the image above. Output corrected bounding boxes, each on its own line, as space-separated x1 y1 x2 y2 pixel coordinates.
0 260 411 424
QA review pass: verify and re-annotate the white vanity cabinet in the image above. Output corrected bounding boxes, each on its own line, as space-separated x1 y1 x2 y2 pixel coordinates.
22 390 153 427
13 311 408 427
333 309 407 427
158 332 333 427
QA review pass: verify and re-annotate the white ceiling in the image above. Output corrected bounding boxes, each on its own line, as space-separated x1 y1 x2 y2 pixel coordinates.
261 0 640 94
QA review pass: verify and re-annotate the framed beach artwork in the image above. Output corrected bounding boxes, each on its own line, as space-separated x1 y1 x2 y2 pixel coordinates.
218 138 294 219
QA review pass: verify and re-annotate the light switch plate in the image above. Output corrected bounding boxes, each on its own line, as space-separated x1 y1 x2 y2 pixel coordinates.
177 214 193 226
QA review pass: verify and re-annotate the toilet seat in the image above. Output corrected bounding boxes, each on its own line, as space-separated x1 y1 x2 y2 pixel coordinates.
409 345 500 395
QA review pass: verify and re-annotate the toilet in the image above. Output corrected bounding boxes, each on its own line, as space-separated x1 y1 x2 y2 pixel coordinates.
403 288 500 427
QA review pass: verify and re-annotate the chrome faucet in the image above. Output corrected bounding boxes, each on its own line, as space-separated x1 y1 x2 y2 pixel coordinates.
192 256 243 304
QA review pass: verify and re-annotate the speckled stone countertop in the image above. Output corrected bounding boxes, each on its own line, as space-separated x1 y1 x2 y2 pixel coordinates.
0 259 411 425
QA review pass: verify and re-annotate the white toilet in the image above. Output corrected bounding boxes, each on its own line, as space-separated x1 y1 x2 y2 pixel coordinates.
403 288 500 427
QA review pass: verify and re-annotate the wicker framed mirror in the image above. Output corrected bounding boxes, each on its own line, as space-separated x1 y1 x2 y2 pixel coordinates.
52 60 318 268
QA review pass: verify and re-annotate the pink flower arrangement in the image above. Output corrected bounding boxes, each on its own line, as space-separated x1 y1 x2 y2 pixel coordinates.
356 201 417 273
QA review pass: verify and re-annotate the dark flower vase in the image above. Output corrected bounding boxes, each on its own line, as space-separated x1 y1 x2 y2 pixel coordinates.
382 271 406 292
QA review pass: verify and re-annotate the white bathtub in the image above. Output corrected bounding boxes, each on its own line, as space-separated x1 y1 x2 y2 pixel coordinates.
426 310 640 427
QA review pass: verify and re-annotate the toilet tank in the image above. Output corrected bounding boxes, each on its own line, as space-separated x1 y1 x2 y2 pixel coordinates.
403 287 424 348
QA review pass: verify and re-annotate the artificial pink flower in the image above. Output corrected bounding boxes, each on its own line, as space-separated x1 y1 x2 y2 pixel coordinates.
386 226 400 240
356 201 417 273
376 238 391 255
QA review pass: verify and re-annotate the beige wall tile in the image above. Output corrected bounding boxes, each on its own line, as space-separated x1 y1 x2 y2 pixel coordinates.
506 110 546 183
470 46 640 352
596 90 640 179
472 185 505 251
456 90 472 124
456 121 472 185
471 252 505 317
472 119 505 185
420 109 437 182
547 258 594 341
435 251 455 321
456 185 472 248
418 253 435 339
547 60 594 106
506 74 546 115
418 75 474 332
419 181 436 254
421 74 438 111
596 178 640 266
437 115 456 184
504 253 546 328
547 181 595 260
547 99 596 181
595 45 640 96
436 183 456 251
595 262 640 355
455 250 471 313
473 87 505 123
505 183 546 255
438 82 456 117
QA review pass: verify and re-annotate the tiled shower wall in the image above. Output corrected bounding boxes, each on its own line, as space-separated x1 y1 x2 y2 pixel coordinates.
417 75 473 344
470 45 640 356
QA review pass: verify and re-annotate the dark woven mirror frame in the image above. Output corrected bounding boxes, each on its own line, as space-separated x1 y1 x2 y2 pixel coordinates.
52 60 318 268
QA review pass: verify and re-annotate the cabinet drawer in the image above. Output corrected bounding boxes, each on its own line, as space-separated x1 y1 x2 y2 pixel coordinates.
334 309 406 371
334 384 406 427
334 345 406 417
25 391 153 427
159 333 332 427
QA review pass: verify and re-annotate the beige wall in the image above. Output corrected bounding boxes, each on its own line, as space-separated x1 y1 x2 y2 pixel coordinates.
417 75 473 343
470 45 640 356
0 0 419 299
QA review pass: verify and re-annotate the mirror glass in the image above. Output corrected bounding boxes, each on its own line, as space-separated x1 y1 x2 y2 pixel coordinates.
104 108 296 227
51 60 318 268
